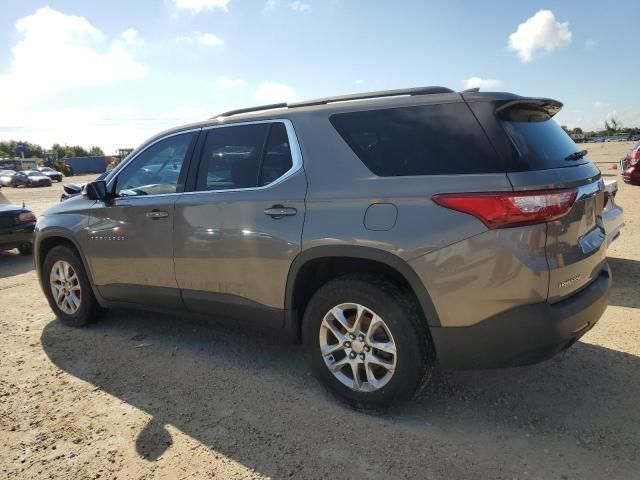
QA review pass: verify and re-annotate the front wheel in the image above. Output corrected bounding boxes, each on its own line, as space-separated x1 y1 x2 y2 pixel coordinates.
302 275 435 410
42 245 103 327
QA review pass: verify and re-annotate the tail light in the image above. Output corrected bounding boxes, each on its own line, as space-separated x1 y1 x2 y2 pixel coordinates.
631 149 640 166
432 189 578 229
16 212 36 223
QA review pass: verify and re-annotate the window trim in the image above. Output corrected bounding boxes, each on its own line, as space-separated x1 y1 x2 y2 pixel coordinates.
107 119 303 198
186 119 303 195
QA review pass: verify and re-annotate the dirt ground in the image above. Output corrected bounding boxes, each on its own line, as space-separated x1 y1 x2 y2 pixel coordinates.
0 143 638 479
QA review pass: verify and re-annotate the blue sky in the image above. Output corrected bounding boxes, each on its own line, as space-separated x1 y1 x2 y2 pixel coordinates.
0 0 638 153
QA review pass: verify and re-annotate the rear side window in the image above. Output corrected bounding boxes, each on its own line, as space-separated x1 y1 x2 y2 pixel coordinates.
196 122 294 191
500 106 587 171
329 103 501 176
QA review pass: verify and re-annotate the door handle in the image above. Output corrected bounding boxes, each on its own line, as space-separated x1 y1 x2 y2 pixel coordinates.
264 205 297 218
146 209 169 219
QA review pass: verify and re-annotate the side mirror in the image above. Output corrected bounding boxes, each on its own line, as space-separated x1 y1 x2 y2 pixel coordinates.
83 180 109 201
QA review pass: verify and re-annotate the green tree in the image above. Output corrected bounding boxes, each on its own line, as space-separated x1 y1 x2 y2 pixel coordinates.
88 145 104 156
571 127 583 134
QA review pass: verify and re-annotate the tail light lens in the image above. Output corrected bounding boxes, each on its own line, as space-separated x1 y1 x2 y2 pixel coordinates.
16 212 36 223
432 189 578 229
631 150 640 165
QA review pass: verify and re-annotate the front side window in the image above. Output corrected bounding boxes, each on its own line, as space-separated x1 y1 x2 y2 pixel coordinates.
115 132 195 197
196 122 294 191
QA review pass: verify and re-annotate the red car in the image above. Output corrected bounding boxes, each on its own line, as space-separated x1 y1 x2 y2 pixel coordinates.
622 141 640 184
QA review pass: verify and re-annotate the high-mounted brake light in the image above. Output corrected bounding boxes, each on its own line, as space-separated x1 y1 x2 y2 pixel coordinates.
432 189 578 229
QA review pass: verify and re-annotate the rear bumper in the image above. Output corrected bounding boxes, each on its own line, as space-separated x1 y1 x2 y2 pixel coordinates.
431 264 612 369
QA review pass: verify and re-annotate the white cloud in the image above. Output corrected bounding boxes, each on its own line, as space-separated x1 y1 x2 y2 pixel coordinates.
172 0 230 13
508 10 572 62
463 77 503 90
253 81 296 103
176 31 224 47
594 101 609 108
214 76 247 88
121 28 139 44
0 7 147 111
289 1 311 12
264 0 311 12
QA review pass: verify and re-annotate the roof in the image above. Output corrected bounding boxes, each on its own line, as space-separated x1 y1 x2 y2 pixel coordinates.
137 87 545 154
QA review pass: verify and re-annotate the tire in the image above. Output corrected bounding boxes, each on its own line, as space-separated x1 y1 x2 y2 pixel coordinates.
18 242 32 255
302 274 435 410
42 245 103 327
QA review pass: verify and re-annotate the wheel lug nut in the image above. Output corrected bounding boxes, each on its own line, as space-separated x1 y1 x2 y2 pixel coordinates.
350 352 356 359
360 353 365 360
358 335 364 342
349 334 355 340
364 346 370 352
344 341 351 348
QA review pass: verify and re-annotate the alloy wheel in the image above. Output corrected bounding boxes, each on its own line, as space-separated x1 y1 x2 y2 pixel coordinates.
49 260 82 315
319 303 397 392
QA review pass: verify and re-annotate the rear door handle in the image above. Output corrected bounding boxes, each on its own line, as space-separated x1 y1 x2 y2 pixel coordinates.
146 209 169 219
264 205 297 218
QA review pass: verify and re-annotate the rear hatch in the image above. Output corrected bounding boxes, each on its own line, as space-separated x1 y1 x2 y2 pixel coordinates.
496 99 607 301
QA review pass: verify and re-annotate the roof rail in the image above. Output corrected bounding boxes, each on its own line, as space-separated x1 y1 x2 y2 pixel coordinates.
212 85 455 119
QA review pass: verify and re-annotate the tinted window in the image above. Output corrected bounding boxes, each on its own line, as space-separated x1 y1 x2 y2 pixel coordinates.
259 123 293 186
500 107 588 170
330 103 500 176
115 132 195 197
196 122 294 191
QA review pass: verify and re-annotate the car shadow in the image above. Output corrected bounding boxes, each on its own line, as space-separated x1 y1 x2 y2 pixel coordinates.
41 307 640 478
0 250 34 278
608 256 640 309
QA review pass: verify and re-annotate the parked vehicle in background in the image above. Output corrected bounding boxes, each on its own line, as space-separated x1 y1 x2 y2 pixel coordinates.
603 179 624 246
0 204 36 254
622 141 640 184
0 169 17 186
10 171 52 187
34 86 612 408
36 166 64 182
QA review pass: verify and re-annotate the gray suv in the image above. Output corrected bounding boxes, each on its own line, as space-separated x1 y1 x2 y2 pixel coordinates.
34 86 611 408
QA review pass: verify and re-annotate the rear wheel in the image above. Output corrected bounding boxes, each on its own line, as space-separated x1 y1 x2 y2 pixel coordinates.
302 275 434 409
42 245 103 327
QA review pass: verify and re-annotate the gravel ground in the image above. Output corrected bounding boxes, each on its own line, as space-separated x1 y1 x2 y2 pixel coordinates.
0 144 638 480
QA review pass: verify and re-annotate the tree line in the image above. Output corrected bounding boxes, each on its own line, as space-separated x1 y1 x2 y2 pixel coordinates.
561 116 640 138
0 140 104 159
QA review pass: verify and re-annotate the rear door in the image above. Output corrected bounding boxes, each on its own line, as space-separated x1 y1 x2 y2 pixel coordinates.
497 102 607 301
173 120 306 327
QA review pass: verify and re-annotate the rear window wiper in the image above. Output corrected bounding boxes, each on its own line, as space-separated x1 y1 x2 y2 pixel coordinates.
565 149 588 161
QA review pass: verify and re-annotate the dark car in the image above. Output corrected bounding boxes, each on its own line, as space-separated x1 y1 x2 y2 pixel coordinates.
0 204 36 254
36 166 64 182
10 170 52 187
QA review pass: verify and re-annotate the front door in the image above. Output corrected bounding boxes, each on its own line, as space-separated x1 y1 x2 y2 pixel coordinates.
86 130 199 309
173 121 306 327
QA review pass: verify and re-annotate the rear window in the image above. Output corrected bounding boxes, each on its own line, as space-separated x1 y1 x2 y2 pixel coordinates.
330 103 501 176
500 107 588 171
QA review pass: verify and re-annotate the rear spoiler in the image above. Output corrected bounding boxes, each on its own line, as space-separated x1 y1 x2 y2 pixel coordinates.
495 98 563 118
